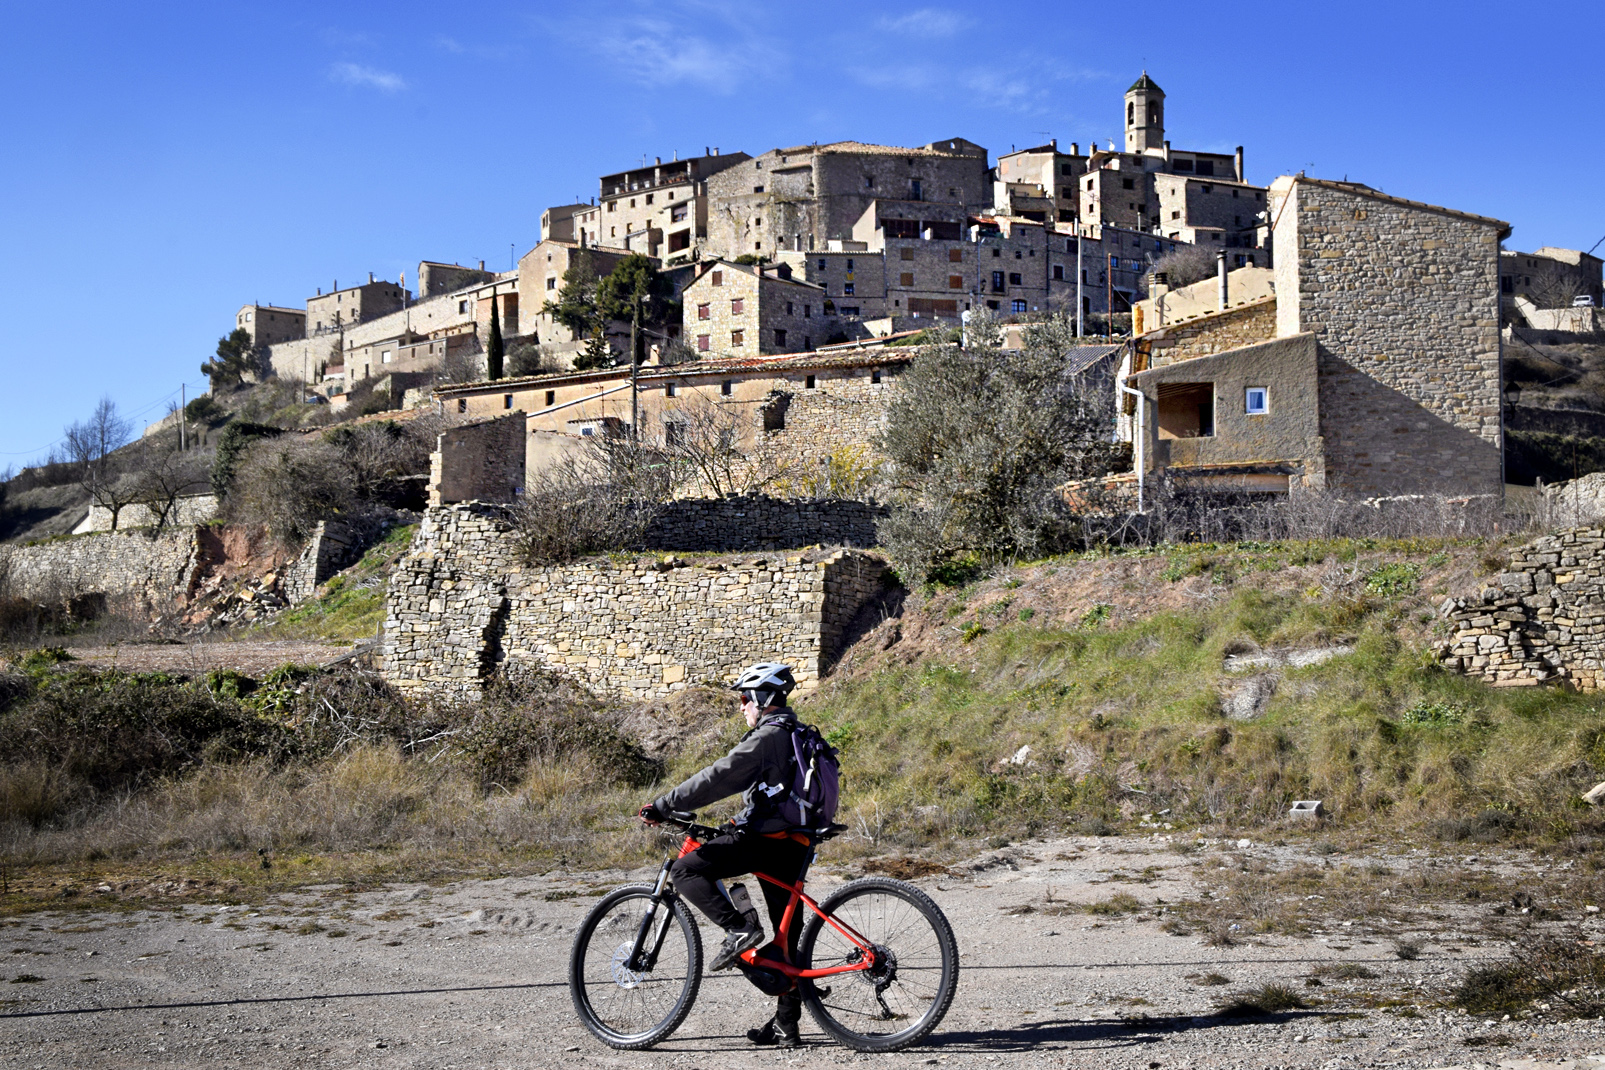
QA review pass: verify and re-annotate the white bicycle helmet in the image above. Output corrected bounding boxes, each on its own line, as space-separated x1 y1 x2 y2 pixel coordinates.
731 662 796 709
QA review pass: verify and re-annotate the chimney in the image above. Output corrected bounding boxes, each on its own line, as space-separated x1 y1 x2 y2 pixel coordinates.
1217 251 1228 312
655 155 661 165
1151 272 1169 326
1070 142 1079 156
478 260 485 271
713 147 719 156
368 271 374 283
1234 145 1245 182
1049 138 1057 149
705 145 710 156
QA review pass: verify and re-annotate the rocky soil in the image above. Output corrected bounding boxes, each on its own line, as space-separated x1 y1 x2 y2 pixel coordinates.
3 835 1602 1069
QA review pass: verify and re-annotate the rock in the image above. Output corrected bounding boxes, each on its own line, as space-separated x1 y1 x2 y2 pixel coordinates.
1008 745 1031 765
1222 674 1277 720
1584 781 1605 806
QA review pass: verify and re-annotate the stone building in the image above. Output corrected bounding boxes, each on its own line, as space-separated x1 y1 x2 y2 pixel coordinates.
416 261 494 298
305 275 408 336
704 139 991 261
568 149 751 262
993 141 1089 223
1500 246 1603 317
1152 173 1271 260
1117 175 1509 499
539 204 590 243
515 239 637 366
234 304 305 347
681 259 845 359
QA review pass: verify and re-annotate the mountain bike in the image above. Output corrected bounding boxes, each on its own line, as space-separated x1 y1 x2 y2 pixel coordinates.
568 810 959 1052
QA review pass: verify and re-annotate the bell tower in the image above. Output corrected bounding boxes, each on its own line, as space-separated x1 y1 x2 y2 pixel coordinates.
1124 72 1165 154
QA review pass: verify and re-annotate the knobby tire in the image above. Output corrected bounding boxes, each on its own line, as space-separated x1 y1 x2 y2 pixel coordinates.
568 885 703 1050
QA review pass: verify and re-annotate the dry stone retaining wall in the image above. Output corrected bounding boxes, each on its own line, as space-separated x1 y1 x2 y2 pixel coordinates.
0 528 202 614
1441 526 1605 689
382 502 890 700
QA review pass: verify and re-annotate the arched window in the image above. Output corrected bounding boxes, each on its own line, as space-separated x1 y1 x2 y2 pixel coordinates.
1127 102 1135 126
1149 103 1161 126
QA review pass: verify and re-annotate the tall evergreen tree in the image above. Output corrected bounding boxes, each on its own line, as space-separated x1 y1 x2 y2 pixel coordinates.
486 297 505 380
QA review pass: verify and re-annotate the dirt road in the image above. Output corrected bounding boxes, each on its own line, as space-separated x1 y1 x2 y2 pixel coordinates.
3 836 1602 1069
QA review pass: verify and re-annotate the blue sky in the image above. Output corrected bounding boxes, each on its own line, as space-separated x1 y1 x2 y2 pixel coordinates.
2 0 1601 465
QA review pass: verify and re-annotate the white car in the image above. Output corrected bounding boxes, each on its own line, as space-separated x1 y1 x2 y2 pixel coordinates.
1574 294 1597 308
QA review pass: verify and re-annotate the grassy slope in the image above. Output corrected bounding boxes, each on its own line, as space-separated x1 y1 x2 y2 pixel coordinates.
252 524 417 642
802 537 1605 851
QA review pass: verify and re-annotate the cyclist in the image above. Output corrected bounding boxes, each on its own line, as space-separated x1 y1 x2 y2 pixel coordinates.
638 661 814 1049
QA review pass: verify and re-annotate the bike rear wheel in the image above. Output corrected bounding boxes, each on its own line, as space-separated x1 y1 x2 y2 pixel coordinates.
569 885 703 1049
797 876 959 1052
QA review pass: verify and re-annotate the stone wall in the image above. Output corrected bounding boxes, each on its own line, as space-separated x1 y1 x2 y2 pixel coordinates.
643 496 886 551
382 503 890 699
73 494 217 535
1441 527 1605 690
280 517 392 606
1272 176 1506 498
0 528 202 613
1139 297 1277 367
429 413 526 506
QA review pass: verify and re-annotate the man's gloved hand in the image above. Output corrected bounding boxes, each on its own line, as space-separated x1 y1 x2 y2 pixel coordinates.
638 803 664 825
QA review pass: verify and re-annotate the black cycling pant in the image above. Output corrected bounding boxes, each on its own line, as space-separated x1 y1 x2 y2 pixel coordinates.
669 828 811 954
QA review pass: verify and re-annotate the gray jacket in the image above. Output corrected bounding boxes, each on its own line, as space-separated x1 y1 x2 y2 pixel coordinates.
654 709 797 834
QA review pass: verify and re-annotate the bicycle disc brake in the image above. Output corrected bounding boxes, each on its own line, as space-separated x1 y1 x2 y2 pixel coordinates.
609 942 644 989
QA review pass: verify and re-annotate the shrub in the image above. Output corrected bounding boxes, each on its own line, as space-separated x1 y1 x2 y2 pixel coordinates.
509 438 667 565
1458 934 1605 1018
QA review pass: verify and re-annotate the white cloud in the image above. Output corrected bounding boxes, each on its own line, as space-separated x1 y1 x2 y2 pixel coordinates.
875 8 966 38
330 62 406 93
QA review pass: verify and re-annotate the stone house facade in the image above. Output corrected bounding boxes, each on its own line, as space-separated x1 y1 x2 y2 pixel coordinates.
235 304 305 347
305 275 407 336
993 141 1089 223
1152 173 1271 259
1118 174 1509 500
585 150 750 262
704 139 991 261
1270 175 1508 498
515 239 635 366
1500 247 1603 316
680 259 843 359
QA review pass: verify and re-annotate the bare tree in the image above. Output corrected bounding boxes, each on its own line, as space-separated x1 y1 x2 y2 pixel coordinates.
1148 245 1217 290
131 449 212 534
660 396 795 498
227 435 356 543
63 398 137 529
1528 263 1589 310
510 435 670 564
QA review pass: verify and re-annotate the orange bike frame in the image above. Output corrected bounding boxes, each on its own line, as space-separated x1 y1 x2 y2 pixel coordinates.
678 833 877 981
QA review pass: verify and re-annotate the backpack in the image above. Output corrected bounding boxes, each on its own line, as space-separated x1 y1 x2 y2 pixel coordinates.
764 717 841 828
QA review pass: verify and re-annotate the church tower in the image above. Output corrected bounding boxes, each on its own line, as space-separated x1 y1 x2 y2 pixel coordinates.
1124 72 1164 154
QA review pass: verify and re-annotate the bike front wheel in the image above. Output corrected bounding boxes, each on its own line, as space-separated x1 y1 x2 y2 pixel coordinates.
569 885 703 1049
797 876 960 1052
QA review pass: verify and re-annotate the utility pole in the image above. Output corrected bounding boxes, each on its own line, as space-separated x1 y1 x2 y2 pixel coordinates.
179 383 187 451
1106 252 1113 338
630 294 643 441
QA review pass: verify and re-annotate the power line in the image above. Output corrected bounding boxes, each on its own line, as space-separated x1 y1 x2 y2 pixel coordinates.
0 376 211 457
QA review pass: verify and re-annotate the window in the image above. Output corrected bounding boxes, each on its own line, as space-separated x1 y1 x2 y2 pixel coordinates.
697 302 710 319
1014 250 1022 260
546 277 557 290
610 227 616 236
711 271 723 286
671 204 687 222
803 304 811 318
457 398 467 413
1245 387 1268 415
786 301 794 315
843 282 855 295
458 300 468 313
645 193 653 205
986 299 1000 310
665 382 676 397
754 185 764 193
697 334 710 351
991 271 1004 291
1501 276 1514 294
607 201 616 211
731 330 744 346
664 422 681 447
629 198 636 207
846 259 854 271
1052 265 1064 280
1127 101 1135 125
1173 158 1194 173
381 350 392 363
949 275 964 289
817 259 827 271
1157 382 1215 438
1009 272 1022 285
1086 179 1094 191
991 248 1001 258
1062 163 1073 176
721 379 733 396
911 179 922 200
949 248 963 263
1196 160 1215 176
805 375 816 389
900 247 914 261
545 390 555 406
865 175 874 188
871 369 882 384
1011 299 1028 313
504 394 514 409
1171 210 1181 220
774 328 787 347
900 273 914 286
731 298 744 314
839 306 859 315
1122 178 1134 190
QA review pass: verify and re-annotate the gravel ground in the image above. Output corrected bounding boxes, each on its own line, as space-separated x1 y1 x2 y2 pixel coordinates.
3 836 1604 1069
58 641 356 675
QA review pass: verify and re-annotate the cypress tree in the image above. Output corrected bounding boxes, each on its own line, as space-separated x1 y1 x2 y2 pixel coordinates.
486 298 505 380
